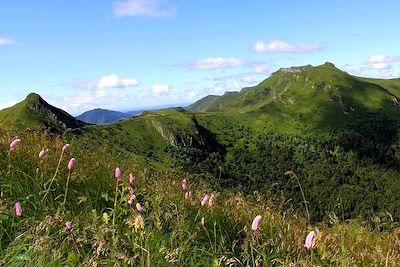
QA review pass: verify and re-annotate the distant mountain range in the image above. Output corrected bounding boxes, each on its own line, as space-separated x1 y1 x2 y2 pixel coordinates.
2 62 400 132
76 108 142 124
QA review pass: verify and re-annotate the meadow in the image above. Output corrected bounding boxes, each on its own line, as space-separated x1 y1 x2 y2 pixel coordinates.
1 130 399 266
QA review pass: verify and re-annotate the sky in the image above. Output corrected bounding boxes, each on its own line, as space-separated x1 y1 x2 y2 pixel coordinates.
0 0 399 115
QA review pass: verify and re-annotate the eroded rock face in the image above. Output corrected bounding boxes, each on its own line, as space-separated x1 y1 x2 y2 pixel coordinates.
150 115 223 153
28 102 67 129
329 95 358 114
151 120 196 147
278 65 312 73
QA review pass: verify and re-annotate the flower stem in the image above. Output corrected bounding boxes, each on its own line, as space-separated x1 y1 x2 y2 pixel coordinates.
62 171 71 208
42 150 64 202
293 173 310 224
112 180 119 247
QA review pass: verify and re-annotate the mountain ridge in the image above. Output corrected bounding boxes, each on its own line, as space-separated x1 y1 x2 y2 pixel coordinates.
0 92 87 132
190 62 400 119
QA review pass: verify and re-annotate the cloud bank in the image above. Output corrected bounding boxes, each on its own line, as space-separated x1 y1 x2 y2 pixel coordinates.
253 40 322 53
181 57 246 71
69 74 139 90
97 74 139 89
0 38 15 45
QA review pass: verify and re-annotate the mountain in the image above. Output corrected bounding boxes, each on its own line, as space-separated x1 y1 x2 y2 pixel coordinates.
190 62 400 129
76 108 132 124
0 92 87 132
2 65 400 223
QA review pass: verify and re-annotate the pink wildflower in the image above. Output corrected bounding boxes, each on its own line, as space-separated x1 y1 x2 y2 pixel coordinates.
251 215 262 231
128 187 134 195
181 179 187 191
200 194 210 206
62 144 70 152
128 174 134 185
9 138 21 151
67 158 76 172
115 167 121 181
65 222 73 231
184 191 192 200
128 194 136 205
305 230 315 250
15 202 22 217
200 217 205 226
38 149 48 158
136 202 143 212
208 194 214 207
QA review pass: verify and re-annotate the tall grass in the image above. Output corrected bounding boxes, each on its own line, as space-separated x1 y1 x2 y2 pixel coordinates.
0 130 399 266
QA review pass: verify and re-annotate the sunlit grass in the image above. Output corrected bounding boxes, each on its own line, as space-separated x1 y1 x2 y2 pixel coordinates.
0 130 399 266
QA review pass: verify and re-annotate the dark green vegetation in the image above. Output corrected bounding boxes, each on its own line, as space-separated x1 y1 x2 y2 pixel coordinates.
1 62 400 265
76 108 140 124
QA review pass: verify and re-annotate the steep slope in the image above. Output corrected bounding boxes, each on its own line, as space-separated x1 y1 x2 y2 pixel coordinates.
0 93 87 132
76 108 131 124
189 95 229 112
72 108 223 164
190 63 400 129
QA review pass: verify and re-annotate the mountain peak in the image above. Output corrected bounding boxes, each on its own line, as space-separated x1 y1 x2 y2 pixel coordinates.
322 62 336 68
0 92 87 132
25 92 45 104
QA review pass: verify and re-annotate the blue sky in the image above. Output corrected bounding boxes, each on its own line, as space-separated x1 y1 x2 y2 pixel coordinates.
1 0 399 115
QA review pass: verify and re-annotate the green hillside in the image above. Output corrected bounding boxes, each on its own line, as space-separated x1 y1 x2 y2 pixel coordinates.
190 63 400 130
0 93 87 132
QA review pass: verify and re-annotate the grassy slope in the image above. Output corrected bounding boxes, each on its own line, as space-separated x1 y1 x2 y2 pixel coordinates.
72 108 210 169
1 131 399 266
190 63 400 132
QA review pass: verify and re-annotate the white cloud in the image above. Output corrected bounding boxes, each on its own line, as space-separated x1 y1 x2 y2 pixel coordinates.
252 40 322 53
152 84 170 96
212 86 225 93
365 54 400 71
113 0 176 17
97 74 139 89
186 90 198 100
252 63 271 74
182 57 246 71
366 54 400 64
361 54 400 78
369 63 391 70
0 38 15 45
68 74 139 90
0 100 17 111
341 55 400 79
